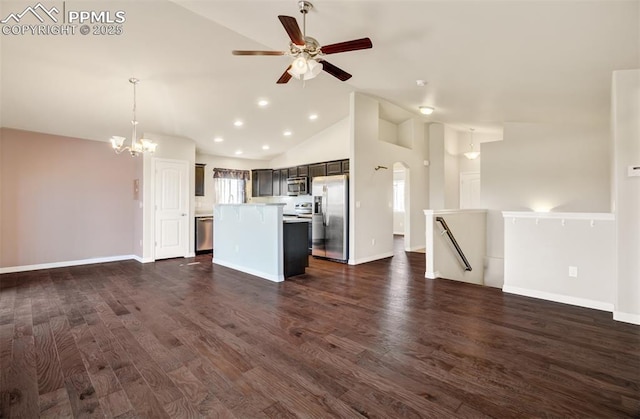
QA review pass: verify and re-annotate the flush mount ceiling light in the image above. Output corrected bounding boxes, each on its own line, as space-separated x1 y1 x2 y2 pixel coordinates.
283 130 292 136
110 78 157 156
308 113 318 120
233 120 244 127
418 106 434 115
213 137 224 143
464 128 480 160
257 99 269 107
262 145 270 150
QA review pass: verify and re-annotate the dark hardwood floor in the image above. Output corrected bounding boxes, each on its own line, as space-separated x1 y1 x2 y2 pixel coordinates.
1 240 639 418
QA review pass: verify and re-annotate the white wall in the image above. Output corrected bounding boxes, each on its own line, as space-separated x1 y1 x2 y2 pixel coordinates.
379 118 398 145
349 93 429 264
269 117 349 168
611 69 640 324
213 204 284 282
444 125 460 209
428 123 459 210
481 122 611 287
425 210 487 285
503 212 615 312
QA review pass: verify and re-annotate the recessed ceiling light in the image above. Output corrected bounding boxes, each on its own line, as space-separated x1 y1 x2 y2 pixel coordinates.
234 120 244 127
283 130 292 136
213 137 224 143
419 106 434 115
258 99 269 107
235 150 243 155
262 145 270 150
309 114 318 121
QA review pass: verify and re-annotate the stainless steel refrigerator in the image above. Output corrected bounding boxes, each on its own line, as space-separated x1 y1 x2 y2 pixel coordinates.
312 175 348 262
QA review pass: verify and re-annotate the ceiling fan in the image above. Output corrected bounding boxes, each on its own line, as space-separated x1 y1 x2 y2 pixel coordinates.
232 1 372 84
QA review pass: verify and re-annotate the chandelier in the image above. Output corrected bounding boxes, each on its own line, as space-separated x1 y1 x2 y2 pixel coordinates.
110 77 157 156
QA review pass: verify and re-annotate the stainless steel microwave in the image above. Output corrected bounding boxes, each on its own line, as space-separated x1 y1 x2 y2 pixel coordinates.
286 177 308 196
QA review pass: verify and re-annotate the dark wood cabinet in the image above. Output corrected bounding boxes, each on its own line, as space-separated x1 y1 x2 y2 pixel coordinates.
251 170 273 197
283 222 309 277
272 169 281 196
195 164 205 197
341 159 350 174
279 169 288 196
309 163 327 179
326 161 342 175
252 159 348 197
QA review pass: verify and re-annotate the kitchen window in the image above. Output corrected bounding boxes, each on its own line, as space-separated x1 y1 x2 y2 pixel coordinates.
213 168 250 204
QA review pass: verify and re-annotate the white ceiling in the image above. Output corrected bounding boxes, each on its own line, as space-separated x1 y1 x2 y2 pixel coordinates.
1 0 638 159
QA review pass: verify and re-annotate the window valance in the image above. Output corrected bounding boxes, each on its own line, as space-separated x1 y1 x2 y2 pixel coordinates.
212 168 250 180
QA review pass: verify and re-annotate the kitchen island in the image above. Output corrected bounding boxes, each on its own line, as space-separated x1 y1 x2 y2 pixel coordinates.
213 203 308 282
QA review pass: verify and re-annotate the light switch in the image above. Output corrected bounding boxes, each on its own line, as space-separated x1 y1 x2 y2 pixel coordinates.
628 166 640 177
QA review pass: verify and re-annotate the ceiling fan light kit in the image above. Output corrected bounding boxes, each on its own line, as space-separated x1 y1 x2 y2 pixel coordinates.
232 1 372 84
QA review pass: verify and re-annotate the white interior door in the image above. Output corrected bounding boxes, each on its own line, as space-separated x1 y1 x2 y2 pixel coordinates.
154 159 189 259
460 171 481 209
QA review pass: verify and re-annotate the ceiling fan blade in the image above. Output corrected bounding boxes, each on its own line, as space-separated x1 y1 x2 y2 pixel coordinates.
278 15 304 46
320 60 352 81
277 66 293 84
232 50 285 56
321 37 373 55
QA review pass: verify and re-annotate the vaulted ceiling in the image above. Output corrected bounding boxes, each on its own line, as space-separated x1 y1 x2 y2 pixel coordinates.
1 1 638 159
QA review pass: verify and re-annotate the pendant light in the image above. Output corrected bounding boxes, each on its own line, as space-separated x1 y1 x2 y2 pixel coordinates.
463 128 480 160
110 78 157 156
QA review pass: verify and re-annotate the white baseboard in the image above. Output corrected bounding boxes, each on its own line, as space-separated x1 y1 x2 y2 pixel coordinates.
213 259 284 282
0 255 137 274
406 245 426 252
348 251 394 265
502 285 614 312
613 311 640 325
425 271 440 279
131 255 154 264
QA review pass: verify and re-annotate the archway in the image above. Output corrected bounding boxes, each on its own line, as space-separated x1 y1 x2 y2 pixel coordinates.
393 162 411 252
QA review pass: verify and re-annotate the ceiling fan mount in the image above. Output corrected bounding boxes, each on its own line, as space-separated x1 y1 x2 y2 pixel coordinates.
232 1 373 84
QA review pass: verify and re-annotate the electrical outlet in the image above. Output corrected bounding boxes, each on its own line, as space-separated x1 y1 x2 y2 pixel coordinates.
568 266 578 278
371 238 376 246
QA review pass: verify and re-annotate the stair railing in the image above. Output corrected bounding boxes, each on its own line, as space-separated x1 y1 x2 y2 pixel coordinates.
435 216 472 271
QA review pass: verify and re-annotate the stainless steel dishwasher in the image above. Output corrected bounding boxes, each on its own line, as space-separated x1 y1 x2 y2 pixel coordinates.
195 216 213 253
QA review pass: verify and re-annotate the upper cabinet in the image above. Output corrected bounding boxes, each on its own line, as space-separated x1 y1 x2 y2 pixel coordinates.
195 163 206 196
251 159 349 197
251 170 273 197
309 163 327 179
326 161 343 175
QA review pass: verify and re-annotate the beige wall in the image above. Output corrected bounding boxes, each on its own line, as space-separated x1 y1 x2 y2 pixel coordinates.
481 121 611 287
0 128 136 269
